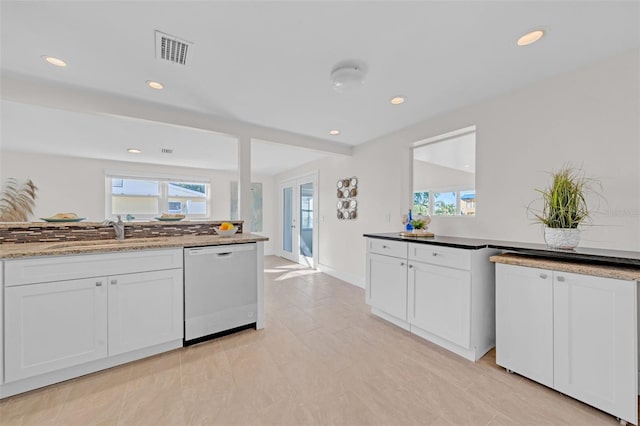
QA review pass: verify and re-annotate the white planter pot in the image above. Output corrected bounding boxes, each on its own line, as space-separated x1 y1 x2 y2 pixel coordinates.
544 227 581 249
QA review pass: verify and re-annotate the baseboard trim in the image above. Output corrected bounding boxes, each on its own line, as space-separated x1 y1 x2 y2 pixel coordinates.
317 263 364 288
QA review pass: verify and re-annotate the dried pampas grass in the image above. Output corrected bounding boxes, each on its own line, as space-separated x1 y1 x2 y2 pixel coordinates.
0 178 38 222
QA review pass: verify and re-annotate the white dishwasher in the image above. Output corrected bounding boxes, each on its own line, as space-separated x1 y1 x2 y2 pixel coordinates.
183 243 257 345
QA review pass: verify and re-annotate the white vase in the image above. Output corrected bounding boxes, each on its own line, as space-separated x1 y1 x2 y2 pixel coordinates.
544 227 581 249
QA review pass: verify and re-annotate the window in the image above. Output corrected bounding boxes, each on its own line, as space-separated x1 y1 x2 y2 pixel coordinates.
229 182 263 232
413 190 476 217
413 125 476 217
106 173 210 219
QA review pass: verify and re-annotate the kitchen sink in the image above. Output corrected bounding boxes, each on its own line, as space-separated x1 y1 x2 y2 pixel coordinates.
44 238 169 249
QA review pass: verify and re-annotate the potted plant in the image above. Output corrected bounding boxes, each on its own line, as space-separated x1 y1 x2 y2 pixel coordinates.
530 165 599 249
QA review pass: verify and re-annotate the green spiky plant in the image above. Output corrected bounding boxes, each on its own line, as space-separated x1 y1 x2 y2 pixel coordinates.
531 166 598 229
0 178 38 222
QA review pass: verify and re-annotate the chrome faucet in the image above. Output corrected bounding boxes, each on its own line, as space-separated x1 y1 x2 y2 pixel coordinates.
103 215 125 240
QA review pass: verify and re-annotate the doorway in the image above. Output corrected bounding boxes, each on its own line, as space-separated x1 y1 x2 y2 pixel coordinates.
279 173 318 268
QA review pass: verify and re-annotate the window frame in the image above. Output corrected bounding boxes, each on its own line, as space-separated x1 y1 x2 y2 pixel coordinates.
105 170 211 220
411 125 477 219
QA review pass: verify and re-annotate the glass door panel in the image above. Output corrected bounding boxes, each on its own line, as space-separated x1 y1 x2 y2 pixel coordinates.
281 185 296 262
299 182 313 265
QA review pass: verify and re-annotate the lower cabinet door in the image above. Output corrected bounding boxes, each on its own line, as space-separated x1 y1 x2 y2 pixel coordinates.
408 261 470 348
495 264 553 388
4 277 108 381
366 253 408 320
554 271 637 424
108 269 183 356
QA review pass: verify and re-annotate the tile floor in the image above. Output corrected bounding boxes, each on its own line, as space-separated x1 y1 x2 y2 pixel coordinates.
0 255 634 425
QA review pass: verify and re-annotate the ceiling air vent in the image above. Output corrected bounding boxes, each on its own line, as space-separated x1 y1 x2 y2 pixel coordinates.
155 30 193 66
161 148 173 154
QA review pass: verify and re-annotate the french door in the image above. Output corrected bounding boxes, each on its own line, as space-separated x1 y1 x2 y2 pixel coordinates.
279 173 318 267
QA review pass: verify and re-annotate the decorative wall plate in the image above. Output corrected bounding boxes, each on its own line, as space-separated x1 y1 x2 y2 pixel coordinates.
336 176 358 220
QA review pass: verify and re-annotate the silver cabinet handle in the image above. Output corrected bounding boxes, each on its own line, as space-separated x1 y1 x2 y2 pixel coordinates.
95 281 103 287
110 279 118 285
539 273 548 279
556 276 565 282
400 262 405 266
409 264 414 269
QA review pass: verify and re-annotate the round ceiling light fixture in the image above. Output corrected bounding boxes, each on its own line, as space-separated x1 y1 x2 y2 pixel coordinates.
329 129 341 135
330 61 367 93
127 148 142 154
517 29 545 46
390 96 406 105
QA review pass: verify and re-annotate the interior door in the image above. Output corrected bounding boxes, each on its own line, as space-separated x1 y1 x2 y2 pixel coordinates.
279 173 318 267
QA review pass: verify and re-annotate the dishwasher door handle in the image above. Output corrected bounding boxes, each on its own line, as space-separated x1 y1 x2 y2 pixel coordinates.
186 245 255 256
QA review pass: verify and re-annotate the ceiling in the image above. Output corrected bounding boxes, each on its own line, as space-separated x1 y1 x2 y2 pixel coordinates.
1 1 638 173
0 100 330 175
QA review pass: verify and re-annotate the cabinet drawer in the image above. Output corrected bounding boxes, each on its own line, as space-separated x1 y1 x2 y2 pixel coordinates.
367 239 407 259
408 244 471 270
5 248 183 286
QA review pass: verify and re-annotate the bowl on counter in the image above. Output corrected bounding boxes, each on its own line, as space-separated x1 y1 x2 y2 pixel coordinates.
215 226 238 237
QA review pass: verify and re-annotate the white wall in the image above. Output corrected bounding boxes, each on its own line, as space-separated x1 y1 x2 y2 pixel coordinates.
0 151 276 255
276 49 640 287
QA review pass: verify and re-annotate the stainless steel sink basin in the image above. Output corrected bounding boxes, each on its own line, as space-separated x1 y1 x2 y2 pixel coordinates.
44 238 169 250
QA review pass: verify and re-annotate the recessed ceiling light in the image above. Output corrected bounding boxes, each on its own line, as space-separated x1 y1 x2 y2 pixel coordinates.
329 130 341 135
127 148 141 154
390 96 405 105
42 55 67 67
517 29 545 46
146 80 164 90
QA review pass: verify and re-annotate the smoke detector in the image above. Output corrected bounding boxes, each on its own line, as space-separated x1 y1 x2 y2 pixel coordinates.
330 61 367 93
155 30 194 66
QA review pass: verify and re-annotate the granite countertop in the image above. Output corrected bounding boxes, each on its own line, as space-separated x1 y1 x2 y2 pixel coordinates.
364 232 640 267
0 233 268 259
491 253 640 281
362 233 489 249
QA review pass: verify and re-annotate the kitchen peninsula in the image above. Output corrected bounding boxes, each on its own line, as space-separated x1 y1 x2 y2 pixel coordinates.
0 220 267 398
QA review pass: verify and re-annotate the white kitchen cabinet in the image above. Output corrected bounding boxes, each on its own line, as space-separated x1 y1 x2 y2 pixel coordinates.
4 277 109 381
365 237 498 361
493 256 638 426
408 261 471 348
108 269 183 355
0 262 4 384
366 252 408 321
2 248 183 396
554 271 637 425
495 263 554 388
